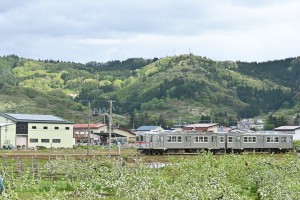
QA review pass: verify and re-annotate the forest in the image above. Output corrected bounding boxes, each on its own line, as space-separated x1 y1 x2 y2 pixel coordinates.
0 54 299 129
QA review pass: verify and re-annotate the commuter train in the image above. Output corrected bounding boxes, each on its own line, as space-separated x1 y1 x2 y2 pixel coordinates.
135 131 293 155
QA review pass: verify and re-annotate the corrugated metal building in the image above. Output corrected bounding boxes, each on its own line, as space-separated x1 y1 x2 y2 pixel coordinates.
0 113 73 148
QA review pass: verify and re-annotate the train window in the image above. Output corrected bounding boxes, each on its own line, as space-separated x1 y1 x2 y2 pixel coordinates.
243 136 257 143
267 137 279 143
200 137 204 142
141 136 144 141
194 136 208 143
172 136 176 142
167 136 171 142
136 136 139 142
194 136 199 143
281 137 286 142
167 135 182 143
178 136 182 142
228 137 233 143
220 136 224 143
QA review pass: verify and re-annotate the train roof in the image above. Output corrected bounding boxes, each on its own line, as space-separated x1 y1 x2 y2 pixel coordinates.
136 131 293 136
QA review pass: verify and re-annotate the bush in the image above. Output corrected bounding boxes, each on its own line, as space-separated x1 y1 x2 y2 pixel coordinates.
293 140 300 151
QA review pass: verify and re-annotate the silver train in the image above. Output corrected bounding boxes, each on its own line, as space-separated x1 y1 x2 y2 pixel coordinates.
135 131 293 154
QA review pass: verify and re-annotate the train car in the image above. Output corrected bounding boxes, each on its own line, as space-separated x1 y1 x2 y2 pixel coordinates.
135 131 293 155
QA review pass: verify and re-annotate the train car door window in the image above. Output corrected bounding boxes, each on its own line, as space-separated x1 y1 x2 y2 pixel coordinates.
220 136 225 143
185 136 191 147
228 136 233 143
281 137 286 142
158 135 164 142
185 136 190 142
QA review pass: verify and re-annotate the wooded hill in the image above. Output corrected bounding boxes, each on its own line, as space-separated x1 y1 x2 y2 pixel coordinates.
0 54 299 128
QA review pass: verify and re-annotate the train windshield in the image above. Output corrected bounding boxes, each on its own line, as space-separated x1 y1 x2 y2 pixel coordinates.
136 135 144 142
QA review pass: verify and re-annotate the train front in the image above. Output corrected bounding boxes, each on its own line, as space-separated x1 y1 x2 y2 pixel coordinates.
135 132 151 153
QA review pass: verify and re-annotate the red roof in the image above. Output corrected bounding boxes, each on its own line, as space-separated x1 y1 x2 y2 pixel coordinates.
73 124 106 129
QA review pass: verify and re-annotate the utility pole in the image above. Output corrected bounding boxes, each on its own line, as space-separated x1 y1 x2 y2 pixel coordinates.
87 101 91 155
108 100 114 157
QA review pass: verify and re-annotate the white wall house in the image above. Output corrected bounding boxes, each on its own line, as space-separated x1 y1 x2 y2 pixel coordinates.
274 126 300 140
0 113 73 148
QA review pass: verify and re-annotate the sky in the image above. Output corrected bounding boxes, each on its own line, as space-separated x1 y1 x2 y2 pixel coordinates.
0 0 299 63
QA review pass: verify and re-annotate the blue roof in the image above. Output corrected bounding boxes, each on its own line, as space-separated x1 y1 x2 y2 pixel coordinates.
136 126 160 131
1 113 73 124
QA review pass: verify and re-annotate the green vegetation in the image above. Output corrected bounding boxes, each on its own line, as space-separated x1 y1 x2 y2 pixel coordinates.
0 153 299 199
0 54 300 127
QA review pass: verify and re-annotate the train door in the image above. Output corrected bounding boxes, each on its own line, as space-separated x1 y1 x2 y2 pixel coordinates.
281 136 287 148
234 136 241 149
211 136 217 148
156 135 164 148
149 135 154 148
184 135 191 148
259 136 264 148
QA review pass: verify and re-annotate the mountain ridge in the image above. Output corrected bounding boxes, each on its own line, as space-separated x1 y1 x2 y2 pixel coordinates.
0 54 299 127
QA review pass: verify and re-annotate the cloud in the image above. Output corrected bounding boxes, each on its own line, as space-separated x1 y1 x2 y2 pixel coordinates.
0 0 299 63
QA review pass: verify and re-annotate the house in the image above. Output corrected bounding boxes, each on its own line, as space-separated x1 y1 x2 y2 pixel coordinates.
274 126 300 140
183 123 219 132
0 113 73 148
73 124 136 145
136 126 164 132
172 124 184 132
237 118 264 130
73 124 106 144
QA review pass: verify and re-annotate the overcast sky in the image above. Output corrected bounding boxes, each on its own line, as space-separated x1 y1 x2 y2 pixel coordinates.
0 0 299 63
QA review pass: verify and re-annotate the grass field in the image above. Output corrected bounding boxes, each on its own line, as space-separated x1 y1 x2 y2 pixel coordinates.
0 148 299 199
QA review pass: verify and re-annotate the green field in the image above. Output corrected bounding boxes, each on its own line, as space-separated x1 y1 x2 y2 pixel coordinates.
0 149 299 199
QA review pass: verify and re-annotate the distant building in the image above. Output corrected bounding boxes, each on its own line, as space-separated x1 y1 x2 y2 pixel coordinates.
274 126 300 140
0 113 73 148
183 123 219 132
237 118 264 130
73 124 105 144
172 124 184 132
136 126 164 132
73 124 136 145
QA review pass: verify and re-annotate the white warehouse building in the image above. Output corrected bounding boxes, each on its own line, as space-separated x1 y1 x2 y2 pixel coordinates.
0 113 74 148
274 126 300 140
